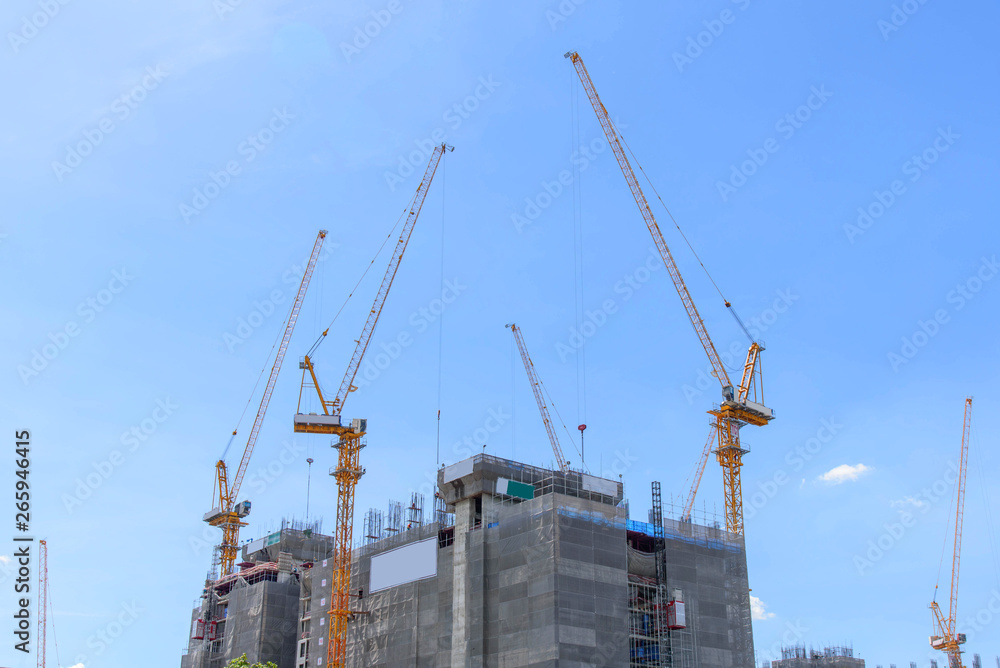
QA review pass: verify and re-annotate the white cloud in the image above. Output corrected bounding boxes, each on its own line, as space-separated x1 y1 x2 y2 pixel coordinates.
818 463 872 485
750 595 775 621
0 555 10 564
890 495 928 511
66 664 85 668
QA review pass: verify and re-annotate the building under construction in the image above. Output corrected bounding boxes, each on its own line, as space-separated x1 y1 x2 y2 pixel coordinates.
180 453 753 668
771 646 865 668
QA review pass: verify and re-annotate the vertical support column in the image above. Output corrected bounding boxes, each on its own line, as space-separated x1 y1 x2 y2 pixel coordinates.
451 497 476 667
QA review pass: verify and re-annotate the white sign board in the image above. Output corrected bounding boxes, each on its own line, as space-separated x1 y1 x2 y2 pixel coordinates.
441 458 475 484
581 473 618 497
245 537 266 555
369 537 438 592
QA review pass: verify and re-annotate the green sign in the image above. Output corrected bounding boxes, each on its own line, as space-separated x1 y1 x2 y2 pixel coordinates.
497 477 534 500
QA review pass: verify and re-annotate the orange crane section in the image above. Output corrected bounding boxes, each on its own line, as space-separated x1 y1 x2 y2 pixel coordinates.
565 51 773 535
930 397 972 668
205 229 328 578
292 144 451 668
507 323 570 471
682 423 718 522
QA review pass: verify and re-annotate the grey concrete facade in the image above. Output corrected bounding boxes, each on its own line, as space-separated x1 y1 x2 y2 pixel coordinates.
179 454 754 668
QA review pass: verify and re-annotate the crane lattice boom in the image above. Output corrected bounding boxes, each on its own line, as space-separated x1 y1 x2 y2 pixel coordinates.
930 397 972 668
683 423 718 522
207 229 328 578
296 144 452 429
507 323 569 472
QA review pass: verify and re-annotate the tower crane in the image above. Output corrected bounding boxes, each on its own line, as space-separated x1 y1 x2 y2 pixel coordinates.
204 229 328 578
293 143 451 668
506 323 570 472
565 51 773 535
930 397 972 668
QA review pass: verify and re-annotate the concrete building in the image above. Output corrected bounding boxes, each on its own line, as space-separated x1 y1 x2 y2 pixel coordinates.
771 646 865 668
180 454 754 667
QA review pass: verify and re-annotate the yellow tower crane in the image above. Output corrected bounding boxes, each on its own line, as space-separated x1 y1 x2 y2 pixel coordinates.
293 143 451 668
204 229 328 578
565 51 773 535
506 323 570 472
930 397 972 668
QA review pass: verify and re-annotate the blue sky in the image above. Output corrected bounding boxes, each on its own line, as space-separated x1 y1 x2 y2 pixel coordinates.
1 1 999 666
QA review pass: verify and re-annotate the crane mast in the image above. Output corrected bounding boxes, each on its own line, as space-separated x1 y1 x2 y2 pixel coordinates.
930 397 972 668
507 323 570 471
291 144 451 668
205 229 328 578
564 51 772 535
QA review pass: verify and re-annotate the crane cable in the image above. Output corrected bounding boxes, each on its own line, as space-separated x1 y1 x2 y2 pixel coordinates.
538 372 587 471
933 451 960 602
436 151 447 470
571 69 588 436
222 277 301 462
610 118 756 346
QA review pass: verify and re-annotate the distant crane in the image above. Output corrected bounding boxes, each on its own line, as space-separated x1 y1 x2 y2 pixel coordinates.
204 230 328 578
37 539 47 668
682 424 718 522
565 50 773 535
293 144 451 668
506 323 570 472
930 397 972 668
